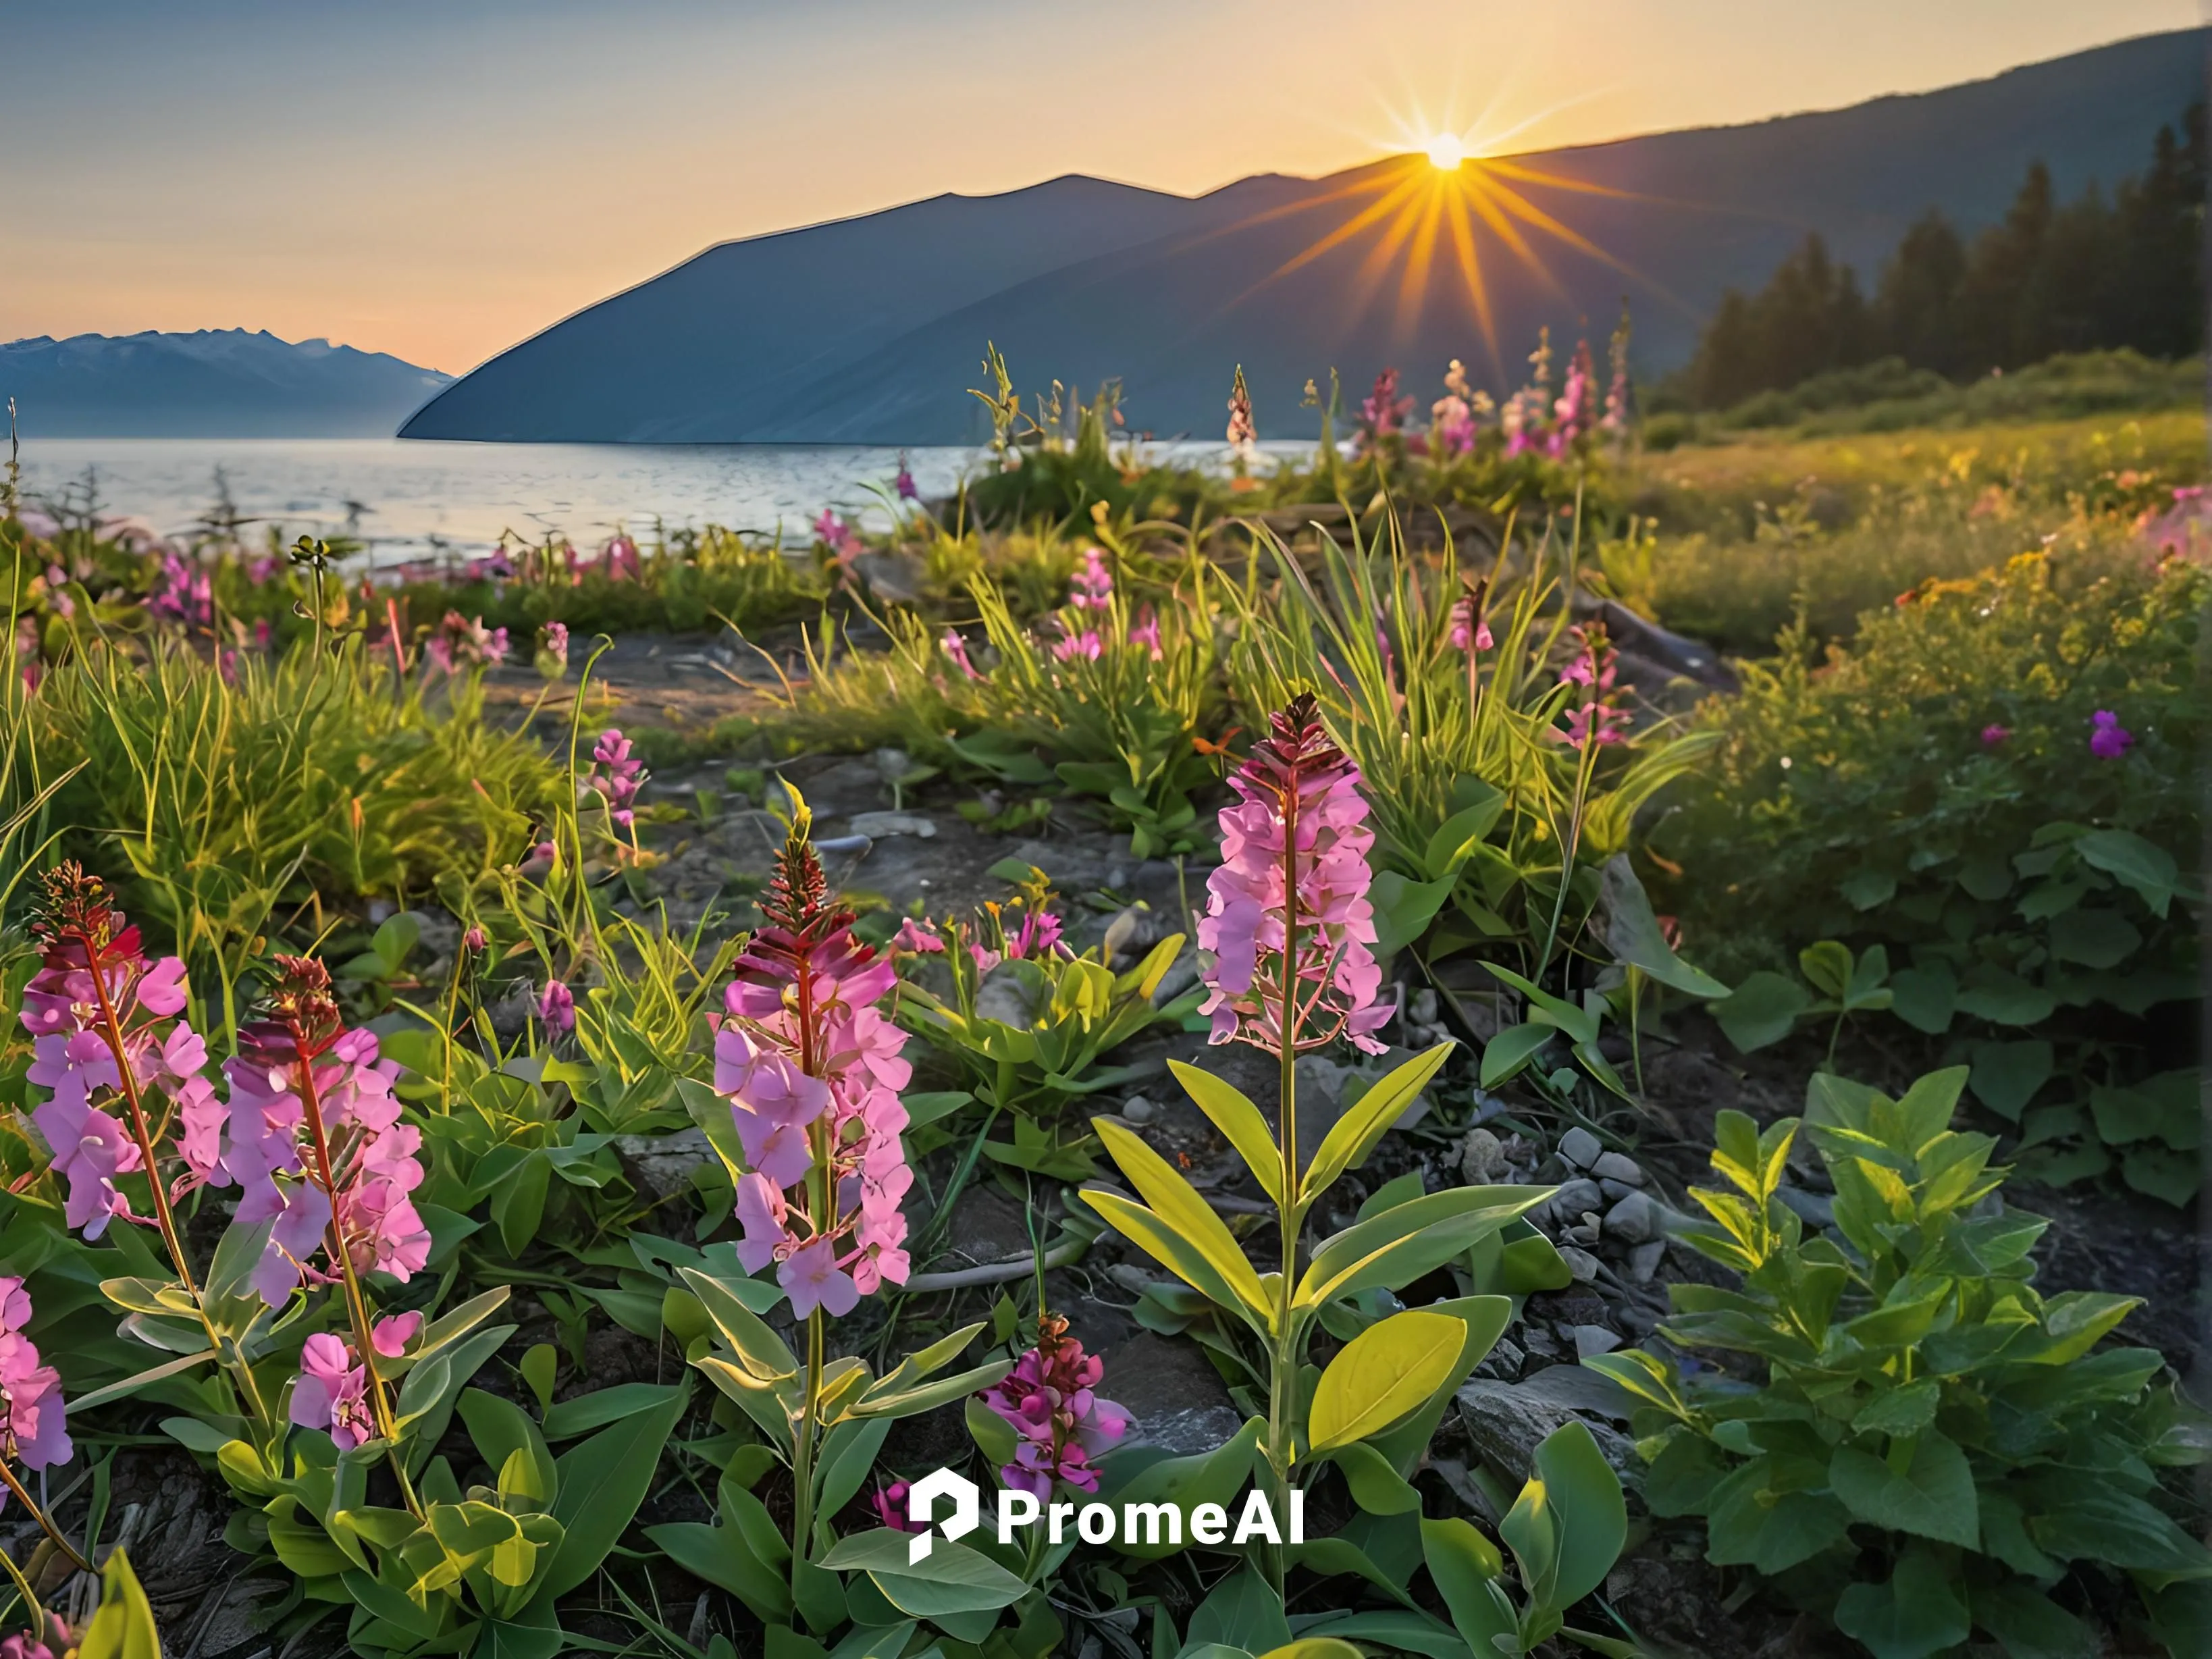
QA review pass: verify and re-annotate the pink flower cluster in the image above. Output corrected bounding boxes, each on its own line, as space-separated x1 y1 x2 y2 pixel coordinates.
941 629 984 681
600 533 642 581
222 962 431 1307
21 874 222 1238
1357 368 1413 452
1601 318 1633 438
536 621 570 679
289 1313 419 1450
583 727 646 828
715 828 912 1319
1448 584 1494 653
149 550 213 629
814 510 862 572
1226 367 1258 463
425 610 510 675
1198 696 1392 1055
975 1315 1130 1498
895 456 920 502
1554 624 1631 749
0 1278 71 1490
2090 710 2134 759
537 979 575 1034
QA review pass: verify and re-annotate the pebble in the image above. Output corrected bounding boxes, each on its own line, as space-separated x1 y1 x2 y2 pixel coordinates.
1411 989 1440 1026
1460 1128 1508 1185
1598 1179 1639 1203
1627 1240 1667 1283
1591 1151 1645 1186
1122 1095 1157 1126
1602 1191 1664 1246
1545 1178 1604 1229
1557 1244 1602 1284
1558 1127 1604 1169
847 811 937 839
1571 1324 1623 1358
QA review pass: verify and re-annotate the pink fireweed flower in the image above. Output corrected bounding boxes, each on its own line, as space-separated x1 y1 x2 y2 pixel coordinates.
874 1479 917 1532
0 1618 67 1659
1602 314 1633 437
600 533 641 581
2089 710 2134 759
1226 365 1259 467
583 727 646 828
1068 547 1113 612
148 550 213 629
536 621 570 679
1050 624 1103 662
893 918 945 954
976 1313 1131 1499
1128 606 1163 660
1557 623 1618 693
290 1332 376 1450
223 958 431 1307
1554 701 1633 749
537 979 576 1034
0 1278 72 1487
1356 368 1413 454
425 611 508 676
21 866 220 1236
1432 393 1477 457
714 812 912 1317
814 510 862 569
1196 695 1394 1056
1980 724 2011 748
941 629 985 681
895 456 920 502
1547 340 1597 457
1448 586 1494 653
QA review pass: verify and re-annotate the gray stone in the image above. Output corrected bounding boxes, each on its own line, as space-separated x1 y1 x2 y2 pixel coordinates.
1122 1095 1157 1126
1459 1128 1508 1185
1591 1151 1645 1186
847 811 937 839
1410 988 1440 1026
1544 1178 1604 1229
1097 1331 1244 1455
1627 1240 1666 1283
1572 1324 1623 1358
1558 1127 1604 1169
1557 1244 1602 1284
1599 1179 1639 1203
1456 1371 1637 1482
612 1127 717 1200
973 965 1042 1027
1602 1190 1664 1246
1469 1336 1525 1381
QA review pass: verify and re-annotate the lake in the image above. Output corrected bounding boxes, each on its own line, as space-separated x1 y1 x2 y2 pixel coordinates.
7 438 983 564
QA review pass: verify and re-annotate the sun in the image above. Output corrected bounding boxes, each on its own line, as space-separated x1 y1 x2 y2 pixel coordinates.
1423 132 1467 170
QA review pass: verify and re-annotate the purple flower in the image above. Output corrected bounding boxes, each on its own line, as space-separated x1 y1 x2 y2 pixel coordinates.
1356 368 1413 452
941 630 984 681
537 979 575 1034
975 1315 1130 1498
1068 547 1113 613
0 1278 72 1486
814 509 862 567
893 918 945 954
1128 606 1163 660
1196 696 1393 1056
583 727 646 823
425 611 506 675
873 1479 917 1532
537 621 570 680
1051 625 1103 662
1980 724 2010 748
2089 710 2134 759
462 926 488 954
894 456 919 502
600 534 641 581
290 1332 375 1450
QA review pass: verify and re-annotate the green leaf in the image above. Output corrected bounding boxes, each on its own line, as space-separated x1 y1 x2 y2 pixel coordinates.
1168 1059 1282 1206
1090 1121 1271 1319
1851 1380 1941 1439
1970 1580 2094 1659
816 1531 1028 1617
1308 1309 1465 1453
534 1380 687 1603
1954 967 2056 1027
1705 1458 1849 1573
1968 1041 2053 1122
1839 870 1897 911
1888 965 1957 1035
2028 1485 2212 1572
1710 971 1808 1053
73 1548 163 1659
1099 1417 1263 1560
1369 872 1458 958
458 1390 556 1505
1300 1043 1453 1205
1833 1548 1970 1659
1418 1516 1515 1654
1328 1440 1421 1514
1186 1567 1292 1656
2048 908 2143 969
1527 1420 1627 1611
1829 1431 1978 1546
1797 940 1854 1000
1479 1021 1556 1088
1601 854 1730 997
2076 828 2178 918
1299 1188 1545 1309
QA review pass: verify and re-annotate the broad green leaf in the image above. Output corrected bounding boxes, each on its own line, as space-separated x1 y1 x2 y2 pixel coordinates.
1970 1580 2093 1659
2048 908 2142 969
1307 1309 1463 1452
534 1379 688 1603
458 1390 555 1504
1833 1548 1969 1659
1706 1458 1849 1573
680 1267 800 1382
72 1548 162 1659
1419 1515 1515 1654
2076 828 2178 918
1369 872 1458 958
2028 1485 2212 1572
1710 971 1808 1053
1829 1432 1978 1546
1299 1188 1546 1308
1300 1043 1453 1204
1168 1059 1283 1205
1079 1188 1265 1329
1479 1021 1555 1088
1968 1041 2053 1122
1327 1440 1421 1513
816 1531 1028 1616
1887 965 1957 1034
1185 1567 1292 1656
1527 1420 1627 1610
1092 1121 1271 1315
1601 855 1729 997
1097 1417 1263 1562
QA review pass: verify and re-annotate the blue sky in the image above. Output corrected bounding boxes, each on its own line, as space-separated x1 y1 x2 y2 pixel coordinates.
3 0 2196 370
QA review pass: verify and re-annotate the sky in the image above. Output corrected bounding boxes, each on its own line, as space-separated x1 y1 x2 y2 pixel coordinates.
3 0 2198 374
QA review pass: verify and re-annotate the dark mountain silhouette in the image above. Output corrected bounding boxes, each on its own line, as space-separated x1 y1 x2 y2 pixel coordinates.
397 24 2198 444
1 330 450 438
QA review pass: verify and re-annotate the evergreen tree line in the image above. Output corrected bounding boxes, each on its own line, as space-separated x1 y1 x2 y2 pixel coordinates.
1681 105 2205 411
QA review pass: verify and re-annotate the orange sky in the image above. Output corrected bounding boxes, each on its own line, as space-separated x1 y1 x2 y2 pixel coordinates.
5 0 2196 373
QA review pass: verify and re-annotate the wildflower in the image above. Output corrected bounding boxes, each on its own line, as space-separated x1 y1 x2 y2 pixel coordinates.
1197 695 1393 1056
1 1619 67 1659
536 621 570 679
1554 624 1629 749
1356 368 1413 453
1980 724 2011 748
290 1332 376 1450
1448 583 1493 652
583 727 646 828
893 918 945 954
874 1479 917 1532
1556 701 1633 748
941 630 984 681
1558 623 1618 693
1602 309 1633 440
814 510 862 569
148 550 213 629
223 957 431 1307
601 533 641 581
894 456 919 502
1226 365 1259 470
1068 547 1113 612
2089 710 2134 759
1051 624 1103 662
21 866 219 1238
462 926 488 955
976 1313 1130 1498
1547 340 1596 457
715 812 912 1317
425 611 508 675
1128 605 1163 660
0 1278 72 1485
1432 393 1477 457
537 979 576 1034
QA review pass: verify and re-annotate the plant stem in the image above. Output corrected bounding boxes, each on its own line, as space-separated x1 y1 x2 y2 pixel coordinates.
1265 760 1305 1605
294 1057 421 1517
0 1463 89 1574
791 1308 824 1604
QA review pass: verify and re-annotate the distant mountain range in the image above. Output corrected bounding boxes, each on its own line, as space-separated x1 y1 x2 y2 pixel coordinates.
403 27 2205 446
1 330 449 438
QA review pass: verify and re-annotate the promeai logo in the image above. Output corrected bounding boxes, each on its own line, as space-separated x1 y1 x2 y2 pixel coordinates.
905 1468 982 1563
905 1471 1303 1555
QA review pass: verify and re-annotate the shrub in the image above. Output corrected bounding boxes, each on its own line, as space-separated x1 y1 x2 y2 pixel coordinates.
1658 545 2204 1196
1591 1072 2211 1659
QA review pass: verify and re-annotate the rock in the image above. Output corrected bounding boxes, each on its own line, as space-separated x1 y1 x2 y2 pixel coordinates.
1627 1240 1666 1283
1096 1331 1245 1455
1598 1179 1639 1203
1152 957 1202 1007
1602 1191 1664 1246
853 551 928 605
1459 1128 1508 1185
612 1127 717 1201
1122 1095 1157 1126
1296 1045 1435 1147
973 964 1042 1027
1558 1127 1604 1169
1572 1324 1623 1358
1410 989 1440 1026
1777 1186 1835 1229
1456 1370 1637 1482
936 1186 1036 1266
1469 1336 1525 1381
1591 1151 1645 1186
872 747 915 781
1558 1244 1601 1283
847 811 937 839
1543 1178 1604 1230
